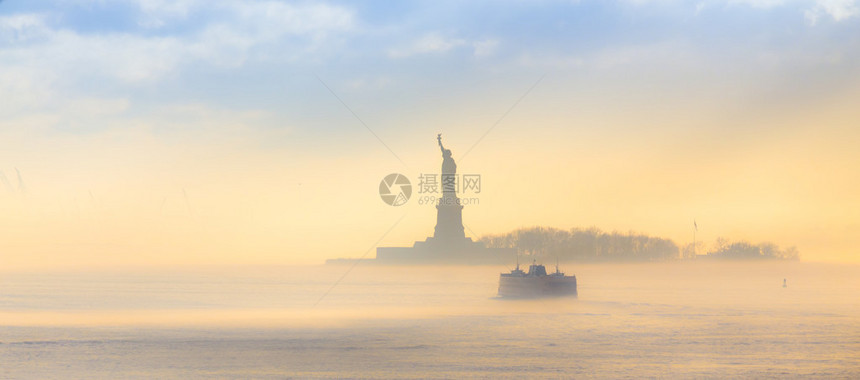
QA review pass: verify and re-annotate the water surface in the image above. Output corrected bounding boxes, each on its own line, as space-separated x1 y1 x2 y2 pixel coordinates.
1 262 857 378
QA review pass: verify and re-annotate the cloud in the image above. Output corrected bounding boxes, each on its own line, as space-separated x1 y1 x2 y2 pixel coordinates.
0 13 50 41
225 1 353 36
728 0 788 8
656 0 859 24
516 52 584 69
345 76 393 91
0 2 356 124
1 18 186 84
1 2 355 82
622 0 787 6
129 0 355 35
724 0 860 25
805 0 860 25
472 39 500 57
388 33 467 58
388 33 502 59
133 0 201 27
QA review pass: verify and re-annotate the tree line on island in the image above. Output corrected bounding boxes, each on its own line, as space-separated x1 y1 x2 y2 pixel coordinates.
479 226 799 262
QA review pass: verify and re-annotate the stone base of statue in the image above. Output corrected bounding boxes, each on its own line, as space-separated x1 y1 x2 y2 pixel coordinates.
373 194 514 265
373 239 514 265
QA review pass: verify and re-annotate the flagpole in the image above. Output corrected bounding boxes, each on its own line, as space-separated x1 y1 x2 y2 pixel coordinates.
693 220 697 258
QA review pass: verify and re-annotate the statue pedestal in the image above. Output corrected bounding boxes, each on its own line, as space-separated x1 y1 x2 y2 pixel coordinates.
374 195 514 265
433 195 465 242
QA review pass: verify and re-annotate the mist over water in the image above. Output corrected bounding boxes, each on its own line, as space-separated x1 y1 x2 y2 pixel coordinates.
1 262 858 378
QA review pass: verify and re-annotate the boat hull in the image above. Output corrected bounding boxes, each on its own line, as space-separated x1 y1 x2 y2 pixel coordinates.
498 275 577 298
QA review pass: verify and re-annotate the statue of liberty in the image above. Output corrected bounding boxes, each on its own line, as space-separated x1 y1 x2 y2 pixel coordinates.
437 134 457 196
437 133 456 176
432 134 464 242
371 133 516 264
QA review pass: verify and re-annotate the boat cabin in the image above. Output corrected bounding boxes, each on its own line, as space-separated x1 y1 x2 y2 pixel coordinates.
527 263 547 276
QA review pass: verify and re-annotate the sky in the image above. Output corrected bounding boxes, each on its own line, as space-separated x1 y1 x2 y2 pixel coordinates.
1 0 859 268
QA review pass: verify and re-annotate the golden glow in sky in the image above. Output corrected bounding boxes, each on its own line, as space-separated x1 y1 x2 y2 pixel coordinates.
1 0 859 268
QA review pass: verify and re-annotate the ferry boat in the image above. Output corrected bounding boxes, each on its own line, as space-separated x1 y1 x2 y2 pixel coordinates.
498 259 577 298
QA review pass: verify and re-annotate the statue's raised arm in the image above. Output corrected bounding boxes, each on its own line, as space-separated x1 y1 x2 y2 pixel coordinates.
437 134 456 175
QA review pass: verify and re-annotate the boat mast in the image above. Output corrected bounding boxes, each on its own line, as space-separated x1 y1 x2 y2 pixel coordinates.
515 251 520 271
